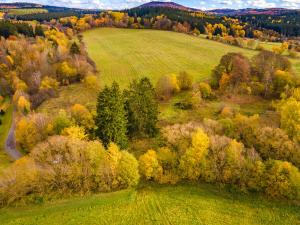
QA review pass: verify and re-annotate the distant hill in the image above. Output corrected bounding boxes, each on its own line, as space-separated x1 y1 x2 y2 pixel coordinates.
135 1 202 12
207 8 298 16
0 2 43 9
0 2 100 13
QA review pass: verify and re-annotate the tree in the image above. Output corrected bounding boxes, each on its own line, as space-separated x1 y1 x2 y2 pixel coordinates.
62 125 87 140
211 53 251 90
179 129 210 180
264 160 300 199
35 25 44 37
199 82 212 99
139 150 162 180
53 109 72 134
251 51 292 97
124 78 158 137
70 42 80 55
156 74 180 100
254 127 300 168
177 71 193 90
95 82 128 148
279 98 300 143
118 151 140 188
17 96 30 114
71 104 94 130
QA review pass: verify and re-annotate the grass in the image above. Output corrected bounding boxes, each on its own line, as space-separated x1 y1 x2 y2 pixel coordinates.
0 99 13 171
83 28 258 88
0 8 48 15
0 183 299 225
39 28 300 114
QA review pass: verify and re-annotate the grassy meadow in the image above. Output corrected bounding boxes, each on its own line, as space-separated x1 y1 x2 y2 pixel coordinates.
39 28 299 121
83 28 258 88
39 28 261 113
0 183 299 225
0 8 48 15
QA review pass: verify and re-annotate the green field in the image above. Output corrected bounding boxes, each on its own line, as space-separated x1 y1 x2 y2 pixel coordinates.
0 100 13 171
0 8 48 15
0 184 299 225
83 28 258 88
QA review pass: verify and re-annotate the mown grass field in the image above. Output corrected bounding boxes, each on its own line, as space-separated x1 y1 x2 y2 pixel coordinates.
0 99 13 171
39 28 274 113
0 8 48 15
83 28 258 88
0 184 299 225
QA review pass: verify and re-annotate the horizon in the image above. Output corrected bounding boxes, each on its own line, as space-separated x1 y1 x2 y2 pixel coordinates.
0 0 300 10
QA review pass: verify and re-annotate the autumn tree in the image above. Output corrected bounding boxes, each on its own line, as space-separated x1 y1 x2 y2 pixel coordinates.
156 74 180 100
179 129 210 180
95 82 128 148
251 50 292 97
211 53 251 91
177 71 193 90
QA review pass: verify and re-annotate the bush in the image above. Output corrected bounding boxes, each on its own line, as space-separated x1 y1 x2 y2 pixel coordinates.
254 127 300 167
156 74 180 100
177 71 193 90
199 82 212 99
0 136 140 206
264 160 300 199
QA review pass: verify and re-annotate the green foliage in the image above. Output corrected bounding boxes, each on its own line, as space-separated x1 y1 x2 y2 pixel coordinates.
177 71 193 90
124 77 158 137
264 160 300 199
95 82 128 148
53 109 72 135
279 97 300 143
199 82 212 99
254 127 300 168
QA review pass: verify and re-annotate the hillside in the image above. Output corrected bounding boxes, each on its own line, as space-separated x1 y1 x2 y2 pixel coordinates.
83 28 256 87
207 8 298 15
0 184 299 225
135 1 201 12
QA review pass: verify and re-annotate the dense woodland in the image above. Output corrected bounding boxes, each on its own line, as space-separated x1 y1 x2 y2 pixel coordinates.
236 12 300 37
0 6 299 208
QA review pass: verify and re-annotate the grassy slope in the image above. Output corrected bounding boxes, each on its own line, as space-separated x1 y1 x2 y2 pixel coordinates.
83 28 257 88
39 28 259 113
0 100 13 171
0 184 299 225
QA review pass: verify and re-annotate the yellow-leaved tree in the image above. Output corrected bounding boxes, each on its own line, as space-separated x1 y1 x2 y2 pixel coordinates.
179 129 209 180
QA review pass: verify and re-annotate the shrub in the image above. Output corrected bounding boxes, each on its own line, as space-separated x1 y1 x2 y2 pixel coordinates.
53 109 72 135
177 71 193 90
254 127 300 167
156 74 180 100
179 129 209 180
199 82 212 99
139 150 162 180
84 74 98 89
264 160 300 199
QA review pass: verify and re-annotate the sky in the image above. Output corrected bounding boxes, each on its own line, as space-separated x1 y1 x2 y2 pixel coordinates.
2 0 300 10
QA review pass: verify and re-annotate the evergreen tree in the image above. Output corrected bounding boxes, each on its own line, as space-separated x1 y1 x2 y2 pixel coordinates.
35 25 45 37
95 82 128 148
124 77 158 137
70 42 81 55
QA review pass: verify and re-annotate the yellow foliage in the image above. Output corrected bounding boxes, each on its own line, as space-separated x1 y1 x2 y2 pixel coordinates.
139 150 163 180
40 76 59 90
62 126 87 140
17 96 30 114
